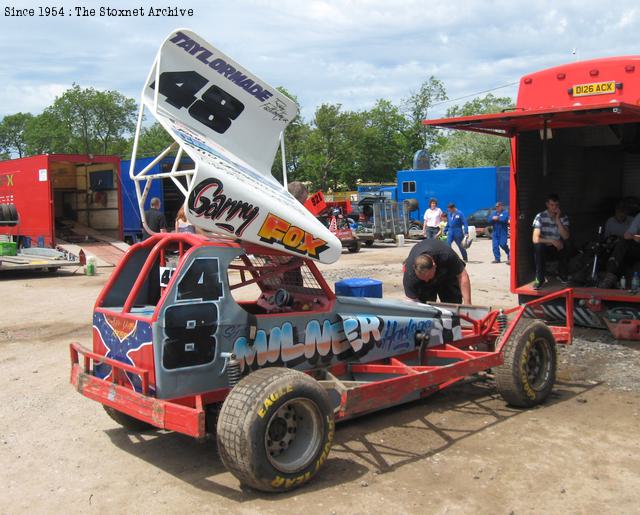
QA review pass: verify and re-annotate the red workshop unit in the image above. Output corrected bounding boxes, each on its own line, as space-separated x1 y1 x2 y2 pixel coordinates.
0 154 123 248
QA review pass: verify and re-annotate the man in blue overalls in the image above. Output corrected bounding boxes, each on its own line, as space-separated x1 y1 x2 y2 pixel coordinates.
446 203 468 262
488 201 510 263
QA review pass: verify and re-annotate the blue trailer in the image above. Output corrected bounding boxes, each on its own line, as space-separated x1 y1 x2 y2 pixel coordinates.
396 166 509 221
120 157 193 243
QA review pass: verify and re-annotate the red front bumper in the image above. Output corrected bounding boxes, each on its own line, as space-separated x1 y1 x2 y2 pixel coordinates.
69 343 206 438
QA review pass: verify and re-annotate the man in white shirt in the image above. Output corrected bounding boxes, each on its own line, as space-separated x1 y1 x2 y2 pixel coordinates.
422 198 442 240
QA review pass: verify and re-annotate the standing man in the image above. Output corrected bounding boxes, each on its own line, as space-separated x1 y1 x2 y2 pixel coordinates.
422 198 442 240
532 193 570 289
488 201 510 263
143 197 167 239
403 239 471 304
446 203 469 262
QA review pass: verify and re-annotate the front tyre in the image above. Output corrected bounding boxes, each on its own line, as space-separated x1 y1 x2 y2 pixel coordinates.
217 368 334 492
348 240 361 253
495 320 557 408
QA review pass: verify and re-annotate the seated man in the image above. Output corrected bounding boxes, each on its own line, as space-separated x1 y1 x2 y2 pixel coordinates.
532 193 570 289
600 211 640 288
604 202 631 239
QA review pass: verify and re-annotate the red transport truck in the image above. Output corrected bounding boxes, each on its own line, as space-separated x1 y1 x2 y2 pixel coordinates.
426 56 640 333
0 154 123 248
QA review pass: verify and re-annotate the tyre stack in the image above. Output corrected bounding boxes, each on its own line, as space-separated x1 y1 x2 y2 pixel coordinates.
0 204 18 226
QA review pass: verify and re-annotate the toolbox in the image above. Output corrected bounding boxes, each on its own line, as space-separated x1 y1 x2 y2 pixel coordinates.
602 307 640 340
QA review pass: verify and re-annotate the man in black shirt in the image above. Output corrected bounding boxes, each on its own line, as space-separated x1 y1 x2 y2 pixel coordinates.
403 239 471 304
142 197 167 239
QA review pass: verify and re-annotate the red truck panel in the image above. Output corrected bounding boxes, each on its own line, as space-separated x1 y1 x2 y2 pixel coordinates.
517 55 640 110
0 155 53 246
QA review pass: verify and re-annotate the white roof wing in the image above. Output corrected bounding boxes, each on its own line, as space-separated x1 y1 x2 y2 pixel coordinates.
135 29 341 263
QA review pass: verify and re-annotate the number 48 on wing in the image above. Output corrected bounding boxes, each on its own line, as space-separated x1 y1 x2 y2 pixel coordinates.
150 71 245 134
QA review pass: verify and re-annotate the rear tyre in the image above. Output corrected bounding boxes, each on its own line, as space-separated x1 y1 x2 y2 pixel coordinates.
484 226 493 238
348 240 361 253
364 239 374 247
495 319 557 407
8 204 17 222
0 204 9 226
103 405 154 432
217 368 334 492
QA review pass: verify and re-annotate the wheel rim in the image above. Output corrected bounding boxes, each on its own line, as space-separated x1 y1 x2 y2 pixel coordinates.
525 338 551 390
265 397 323 474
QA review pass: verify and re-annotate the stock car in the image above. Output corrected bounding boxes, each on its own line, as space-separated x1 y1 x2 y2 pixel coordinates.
70 232 563 492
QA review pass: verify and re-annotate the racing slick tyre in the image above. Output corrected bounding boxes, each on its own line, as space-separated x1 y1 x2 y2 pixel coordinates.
495 319 557 408
348 240 361 253
484 226 493 238
216 367 334 492
364 239 374 247
103 405 154 432
8 204 17 223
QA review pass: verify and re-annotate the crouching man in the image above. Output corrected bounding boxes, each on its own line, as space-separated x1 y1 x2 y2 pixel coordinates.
403 239 471 305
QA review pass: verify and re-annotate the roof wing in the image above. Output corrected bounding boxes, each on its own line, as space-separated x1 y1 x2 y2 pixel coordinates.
128 29 341 263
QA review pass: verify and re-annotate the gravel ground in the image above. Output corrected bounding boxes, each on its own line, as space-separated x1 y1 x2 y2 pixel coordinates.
559 328 640 392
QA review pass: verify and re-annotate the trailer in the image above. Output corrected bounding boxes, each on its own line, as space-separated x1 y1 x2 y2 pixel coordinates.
354 195 413 242
0 154 123 248
425 55 640 329
0 247 79 272
397 166 510 223
120 157 194 243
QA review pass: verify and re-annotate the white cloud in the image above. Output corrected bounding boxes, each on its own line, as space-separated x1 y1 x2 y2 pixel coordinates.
0 84 68 116
0 0 639 121
618 8 637 28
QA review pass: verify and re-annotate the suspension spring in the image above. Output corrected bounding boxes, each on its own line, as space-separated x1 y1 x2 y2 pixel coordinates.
497 309 508 332
226 355 242 387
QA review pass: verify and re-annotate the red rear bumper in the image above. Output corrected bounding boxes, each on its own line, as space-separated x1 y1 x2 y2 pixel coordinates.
69 343 205 438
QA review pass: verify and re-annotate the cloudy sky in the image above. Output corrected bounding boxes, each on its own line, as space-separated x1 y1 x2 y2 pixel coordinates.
0 0 638 121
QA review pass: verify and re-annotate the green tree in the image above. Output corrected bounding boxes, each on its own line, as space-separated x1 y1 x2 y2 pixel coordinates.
24 110 72 155
442 93 514 168
131 122 176 157
358 99 412 182
402 76 448 167
300 104 361 191
25 84 137 156
0 113 34 158
92 89 138 154
271 87 311 184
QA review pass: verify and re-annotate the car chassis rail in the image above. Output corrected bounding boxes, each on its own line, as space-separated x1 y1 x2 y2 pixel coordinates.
70 289 574 438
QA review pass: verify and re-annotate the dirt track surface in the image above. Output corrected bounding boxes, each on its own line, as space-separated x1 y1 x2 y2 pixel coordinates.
1 239 639 514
